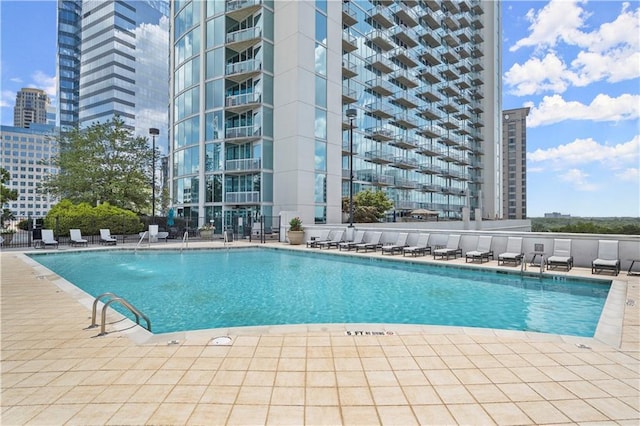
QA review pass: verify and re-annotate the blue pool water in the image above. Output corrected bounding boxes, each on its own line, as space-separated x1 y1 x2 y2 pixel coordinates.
30 248 611 336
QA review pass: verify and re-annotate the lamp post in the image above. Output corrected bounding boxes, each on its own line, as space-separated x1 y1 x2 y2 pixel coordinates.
149 128 159 224
346 108 357 228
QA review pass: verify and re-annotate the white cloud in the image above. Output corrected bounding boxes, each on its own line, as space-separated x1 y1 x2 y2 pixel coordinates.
525 93 640 127
507 1 640 94
615 167 639 182
0 90 16 108
510 0 590 52
9 77 22 84
29 71 57 99
558 168 599 191
528 135 639 168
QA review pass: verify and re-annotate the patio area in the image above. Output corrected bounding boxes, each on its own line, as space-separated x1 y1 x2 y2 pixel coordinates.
1 241 639 425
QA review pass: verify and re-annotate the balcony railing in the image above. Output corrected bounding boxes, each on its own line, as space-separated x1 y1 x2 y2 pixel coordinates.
225 191 260 203
225 92 261 108
225 59 262 76
225 158 261 172
225 125 262 139
226 0 262 12
226 27 262 44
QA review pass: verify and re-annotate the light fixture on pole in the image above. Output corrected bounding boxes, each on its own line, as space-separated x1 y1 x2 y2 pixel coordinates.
345 108 357 228
149 128 159 224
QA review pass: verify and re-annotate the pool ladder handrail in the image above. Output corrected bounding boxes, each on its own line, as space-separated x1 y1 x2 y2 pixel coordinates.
89 292 151 335
135 231 149 251
180 231 189 252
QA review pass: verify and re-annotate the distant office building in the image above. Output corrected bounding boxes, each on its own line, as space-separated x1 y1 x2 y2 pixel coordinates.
502 107 529 219
168 0 501 229
13 88 51 129
56 0 82 131
0 124 59 217
544 212 571 218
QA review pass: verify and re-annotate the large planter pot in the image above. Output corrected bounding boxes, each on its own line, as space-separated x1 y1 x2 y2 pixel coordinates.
199 229 215 240
287 230 305 245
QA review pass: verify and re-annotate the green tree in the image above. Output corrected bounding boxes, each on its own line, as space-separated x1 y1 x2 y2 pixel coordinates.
0 167 18 227
39 116 155 214
342 189 394 223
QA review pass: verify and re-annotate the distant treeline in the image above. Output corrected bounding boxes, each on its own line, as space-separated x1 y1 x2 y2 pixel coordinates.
531 217 640 235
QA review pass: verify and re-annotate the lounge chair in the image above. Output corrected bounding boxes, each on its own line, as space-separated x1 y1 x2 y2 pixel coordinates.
381 233 409 255
41 229 59 249
498 237 523 266
465 235 493 263
547 239 574 271
433 235 462 260
403 233 431 257
100 229 117 245
592 240 620 276
318 230 345 249
355 232 382 252
339 230 364 251
306 230 330 248
69 229 88 247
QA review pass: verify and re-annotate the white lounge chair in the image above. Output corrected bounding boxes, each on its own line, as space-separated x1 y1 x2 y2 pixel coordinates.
355 232 382 252
69 229 88 247
465 235 493 263
318 230 345 249
498 237 523 266
339 230 364 251
41 229 59 249
381 233 409 255
306 230 330 248
403 233 431 257
547 239 574 271
433 235 462 260
592 240 620 276
100 229 117 245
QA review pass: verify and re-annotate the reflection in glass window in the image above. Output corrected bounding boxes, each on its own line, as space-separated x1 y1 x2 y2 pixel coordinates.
315 140 326 171
315 75 326 108
315 11 326 44
314 173 326 203
314 108 326 140
315 43 326 75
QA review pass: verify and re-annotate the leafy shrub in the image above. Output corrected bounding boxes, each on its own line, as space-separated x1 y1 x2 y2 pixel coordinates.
44 200 143 236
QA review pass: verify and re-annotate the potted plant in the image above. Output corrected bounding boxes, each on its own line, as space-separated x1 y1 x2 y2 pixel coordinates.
287 217 304 245
198 223 215 240
0 227 15 245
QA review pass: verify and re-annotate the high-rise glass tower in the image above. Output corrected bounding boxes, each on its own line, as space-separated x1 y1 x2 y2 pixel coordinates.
56 0 82 131
169 0 501 230
502 107 529 219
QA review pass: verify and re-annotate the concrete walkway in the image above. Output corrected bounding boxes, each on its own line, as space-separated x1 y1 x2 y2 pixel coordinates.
1 242 638 425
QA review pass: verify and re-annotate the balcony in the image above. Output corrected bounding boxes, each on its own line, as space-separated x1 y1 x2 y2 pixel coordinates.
226 27 262 52
416 142 442 157
364 150 394 164
367 5 394 29
366 78 395 97
440 66 459 81
421 13 440 30
419 50 441 66
457 59 472 74
440 85 460 98
472 16 484 29
342 31 358 53
418 124 445 139
441 50 459 64
417 67 441 84
416 163 443 175
342 1 357 27
365 102 394 120
420 31 440 48
418 106 441 121
425 1 440 11
471 46 484 58
225 59 262 82
442 33 459 48
225 157 261 173
366 30 395 51
456 45 471 59
440 116 461 130
442 13 459 31
225 191 260 204
419 183 443 193
390 134 419 150
443 0 460 13
393 3 419 27
457 15 471 29
393 91 421 109
365 127 395 142
470 88 484 100
394 178 418 189
342 59 358 79
391 69 418 89
391 25 419 49
367 54 395 74
225 125 262 142
226 0 262 21
225 92 261 113
391 113 420 129
456 28 473 43
390 156 419 170
390 48 419 68
342 85 358 104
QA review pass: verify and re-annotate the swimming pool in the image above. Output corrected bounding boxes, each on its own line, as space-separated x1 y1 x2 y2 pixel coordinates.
29 248 611 336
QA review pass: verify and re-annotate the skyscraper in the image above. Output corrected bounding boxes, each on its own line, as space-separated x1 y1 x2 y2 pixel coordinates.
13 88 51 129
502 107 529 219
169 0 501 230
56 0 82 131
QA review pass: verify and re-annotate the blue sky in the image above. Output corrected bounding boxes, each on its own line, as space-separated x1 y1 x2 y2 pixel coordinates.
1 0 638 217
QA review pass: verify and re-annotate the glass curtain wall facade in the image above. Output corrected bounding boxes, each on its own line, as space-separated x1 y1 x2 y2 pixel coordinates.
170 0 275 230
57 0 82 131
341 0 491 220
78 0 169 151
170 0 497 226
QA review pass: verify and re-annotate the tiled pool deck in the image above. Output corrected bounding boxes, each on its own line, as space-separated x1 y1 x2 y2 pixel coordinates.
1 241 638 425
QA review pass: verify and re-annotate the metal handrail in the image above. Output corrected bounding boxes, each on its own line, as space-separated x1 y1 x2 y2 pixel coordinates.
89 292 151 335
181 230 189 252
136 231 148 251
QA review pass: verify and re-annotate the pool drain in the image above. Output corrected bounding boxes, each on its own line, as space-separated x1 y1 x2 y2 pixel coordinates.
211 336 232 346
